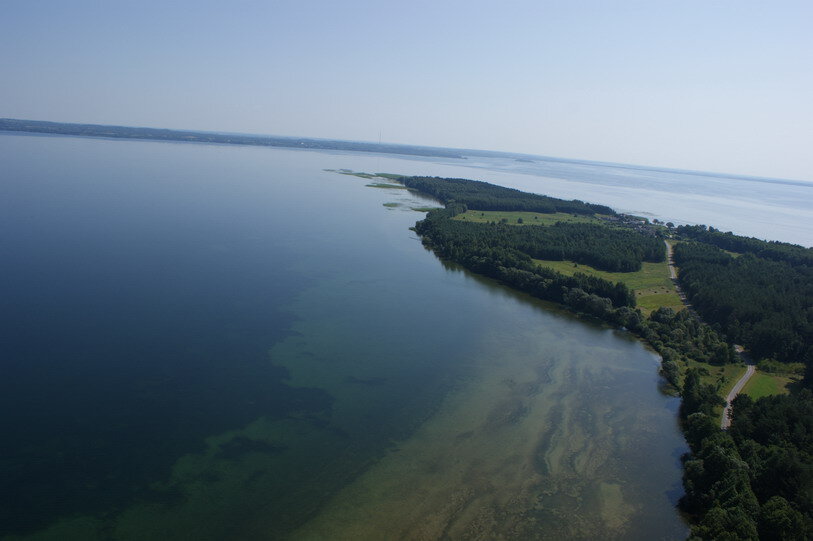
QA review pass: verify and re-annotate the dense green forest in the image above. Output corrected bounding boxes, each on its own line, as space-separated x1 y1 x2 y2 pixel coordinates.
400 175 615 215
677 225 813 267
673 235 813 383
670 227 813 538
414 206 637 308
415 205 663 272
680 382 813 539
405 177 813 540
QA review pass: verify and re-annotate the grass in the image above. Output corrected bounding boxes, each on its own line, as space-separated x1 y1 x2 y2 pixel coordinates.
533 258 683 315
410 206 439 212
635 292 684 314
453 210 605 226
374 173 403 180
323 169 408 189
383 202 400 208
323 169 378 179
455 211 682 313
366 182 408 189
324 169 406 183
742 372 794 400
679 360 748 417
686 361 747 395
677 361 796 413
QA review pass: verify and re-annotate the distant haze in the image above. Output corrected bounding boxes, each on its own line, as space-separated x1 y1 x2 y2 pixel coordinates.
2 1 812 181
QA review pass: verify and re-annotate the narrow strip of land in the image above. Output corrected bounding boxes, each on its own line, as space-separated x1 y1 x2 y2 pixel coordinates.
665 240 677 280
665 240 691 308
666 240 757 428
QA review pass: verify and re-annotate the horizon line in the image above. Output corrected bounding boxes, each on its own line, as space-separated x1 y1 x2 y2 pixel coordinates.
2 117 811 187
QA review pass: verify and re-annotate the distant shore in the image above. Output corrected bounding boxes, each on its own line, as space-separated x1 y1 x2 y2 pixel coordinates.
0 118 468 160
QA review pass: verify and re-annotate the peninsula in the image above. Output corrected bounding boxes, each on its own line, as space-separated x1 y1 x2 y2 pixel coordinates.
378 174 813 540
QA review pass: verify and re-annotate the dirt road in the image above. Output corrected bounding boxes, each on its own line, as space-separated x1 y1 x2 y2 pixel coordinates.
665 240 677 280
664 240 755 429
721 361 756 429
665 240 690 307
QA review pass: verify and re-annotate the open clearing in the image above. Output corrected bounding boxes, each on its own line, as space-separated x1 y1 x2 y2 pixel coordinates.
454 211 681 314
742 372 795 399
453 209 605 226
533 258 683 314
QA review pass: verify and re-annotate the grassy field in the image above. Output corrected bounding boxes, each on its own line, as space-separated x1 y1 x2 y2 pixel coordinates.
685 360 747 395
679 360 748 418
324 169 404 181
367 182 407 189
374 173 403 180
453 210 605 226
678 362 795 412
742 372 794 399
324 168 379 179
533 258 683 314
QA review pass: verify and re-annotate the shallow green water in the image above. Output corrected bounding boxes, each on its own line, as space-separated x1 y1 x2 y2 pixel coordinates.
0 134 687 540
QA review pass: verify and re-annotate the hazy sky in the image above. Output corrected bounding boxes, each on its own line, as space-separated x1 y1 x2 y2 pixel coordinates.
2 0 812 180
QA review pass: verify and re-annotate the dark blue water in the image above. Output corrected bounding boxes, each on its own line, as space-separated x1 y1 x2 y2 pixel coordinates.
0 135 327 532
0 133 688 540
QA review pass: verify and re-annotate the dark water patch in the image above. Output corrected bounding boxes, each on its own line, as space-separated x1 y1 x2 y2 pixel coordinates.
0 347 334 536
485 397 530 429
343 375 388 386
215 437 287 461
0 136 338 536
532 404 564 476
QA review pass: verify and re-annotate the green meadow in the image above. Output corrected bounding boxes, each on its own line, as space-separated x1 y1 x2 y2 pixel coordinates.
533 258 683 314
743 372 795 399
453 209 604 226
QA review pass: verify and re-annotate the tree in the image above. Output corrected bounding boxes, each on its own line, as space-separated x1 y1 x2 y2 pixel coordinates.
758 496 809 540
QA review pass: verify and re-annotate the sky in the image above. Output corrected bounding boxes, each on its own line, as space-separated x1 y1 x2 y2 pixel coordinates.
2 0 812 181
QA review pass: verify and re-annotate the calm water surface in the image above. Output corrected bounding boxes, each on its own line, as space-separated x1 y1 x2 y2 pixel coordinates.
1 134 688 540
429 154 813 247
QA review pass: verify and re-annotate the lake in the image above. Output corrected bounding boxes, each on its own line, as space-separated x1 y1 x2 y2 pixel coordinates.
1 133 694 540
377 151 813 248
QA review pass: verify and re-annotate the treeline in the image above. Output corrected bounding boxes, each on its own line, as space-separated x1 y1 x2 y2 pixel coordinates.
415 207 636 309
677 224 813 267
666 231 813 538
673 241 813 380
399 176 615 215
416 207 663 272
679 383 813 539
729 392 813 537
642 308 736 387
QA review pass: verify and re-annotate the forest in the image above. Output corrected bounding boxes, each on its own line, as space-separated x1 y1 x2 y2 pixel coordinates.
679 377 813 539
406 177 813 540
400 175 615 215
677 225 813 267
416 207 664 272
673 235 813 380
670 227 813 539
